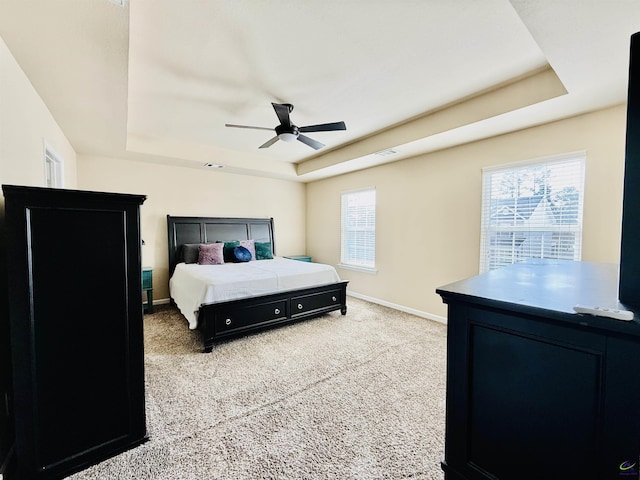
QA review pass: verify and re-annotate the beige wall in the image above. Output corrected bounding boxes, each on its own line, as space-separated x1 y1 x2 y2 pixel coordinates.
0 30 628 320
77 155 307 301
307 105 627 319
1 35 78 463
0 36 76 193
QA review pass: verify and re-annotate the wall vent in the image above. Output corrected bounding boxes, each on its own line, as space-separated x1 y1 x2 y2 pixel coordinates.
374 149 397 157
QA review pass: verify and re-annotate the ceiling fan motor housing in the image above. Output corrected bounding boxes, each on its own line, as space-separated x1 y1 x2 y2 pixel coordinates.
276 124 299 141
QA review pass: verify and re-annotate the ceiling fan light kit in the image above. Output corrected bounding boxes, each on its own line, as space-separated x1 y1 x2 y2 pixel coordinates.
225 102 346 150
276 124 299 142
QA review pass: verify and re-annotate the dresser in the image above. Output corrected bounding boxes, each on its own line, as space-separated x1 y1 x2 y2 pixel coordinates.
2 185 148 479
437 260 640 480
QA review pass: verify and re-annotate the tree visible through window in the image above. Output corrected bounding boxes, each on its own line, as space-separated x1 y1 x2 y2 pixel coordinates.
340 188 376 270
480 153 585 273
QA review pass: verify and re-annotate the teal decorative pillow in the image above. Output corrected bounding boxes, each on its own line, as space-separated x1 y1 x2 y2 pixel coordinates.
255 241 273 260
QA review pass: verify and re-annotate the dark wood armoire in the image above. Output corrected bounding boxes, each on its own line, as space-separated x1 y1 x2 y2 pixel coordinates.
1 185 147 479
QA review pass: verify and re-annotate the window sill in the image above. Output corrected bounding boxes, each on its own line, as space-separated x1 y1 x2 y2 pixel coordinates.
338 264 378 274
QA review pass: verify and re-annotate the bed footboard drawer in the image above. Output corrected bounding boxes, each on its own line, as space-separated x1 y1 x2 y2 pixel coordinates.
291 289 342 317
214 299 288 333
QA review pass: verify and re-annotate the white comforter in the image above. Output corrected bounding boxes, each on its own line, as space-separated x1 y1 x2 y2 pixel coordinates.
169 257 342 329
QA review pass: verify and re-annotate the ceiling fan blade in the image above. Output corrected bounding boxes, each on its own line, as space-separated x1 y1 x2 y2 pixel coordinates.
299 121 347 133
297 134 325 150
272 103 292 127
225 123 273 131
259 136 280 149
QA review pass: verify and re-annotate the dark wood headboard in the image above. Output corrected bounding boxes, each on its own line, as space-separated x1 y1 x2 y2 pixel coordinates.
166 216 275 275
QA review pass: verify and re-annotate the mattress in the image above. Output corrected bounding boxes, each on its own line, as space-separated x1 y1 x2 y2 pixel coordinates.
169 257 342 329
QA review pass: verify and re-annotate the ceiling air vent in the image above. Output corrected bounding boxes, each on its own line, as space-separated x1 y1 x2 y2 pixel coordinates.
374 149 397 157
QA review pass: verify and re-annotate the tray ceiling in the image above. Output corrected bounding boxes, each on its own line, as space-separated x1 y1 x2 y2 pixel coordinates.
1 0 639 181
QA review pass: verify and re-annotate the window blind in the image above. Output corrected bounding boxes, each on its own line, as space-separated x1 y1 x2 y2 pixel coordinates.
341 188 376 269
479 153 585 273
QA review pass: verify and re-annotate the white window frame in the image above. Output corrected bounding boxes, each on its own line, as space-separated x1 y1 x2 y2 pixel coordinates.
479 152 585 273
44 141 64 188
339 187 377 273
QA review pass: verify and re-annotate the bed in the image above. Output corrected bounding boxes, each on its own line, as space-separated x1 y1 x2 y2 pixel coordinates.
167 216 348 352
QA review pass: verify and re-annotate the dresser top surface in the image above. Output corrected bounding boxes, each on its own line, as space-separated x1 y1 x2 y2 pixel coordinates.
437 259 640 335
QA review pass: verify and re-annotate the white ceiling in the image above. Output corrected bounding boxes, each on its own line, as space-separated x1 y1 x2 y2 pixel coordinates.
1 0 640 182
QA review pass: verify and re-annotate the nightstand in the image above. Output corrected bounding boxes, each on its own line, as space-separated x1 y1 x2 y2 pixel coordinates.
142 267 153 314
284 255 312 262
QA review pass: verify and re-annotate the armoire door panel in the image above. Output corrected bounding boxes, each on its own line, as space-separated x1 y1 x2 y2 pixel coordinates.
28 207 132 469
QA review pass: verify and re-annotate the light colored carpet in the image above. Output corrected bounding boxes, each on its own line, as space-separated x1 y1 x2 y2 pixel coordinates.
68 297 447 479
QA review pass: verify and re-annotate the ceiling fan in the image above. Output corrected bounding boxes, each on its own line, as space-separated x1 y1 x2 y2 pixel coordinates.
225 102 346 150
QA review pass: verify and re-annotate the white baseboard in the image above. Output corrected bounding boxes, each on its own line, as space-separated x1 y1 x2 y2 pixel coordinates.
145 298 171 306
346 290 447 325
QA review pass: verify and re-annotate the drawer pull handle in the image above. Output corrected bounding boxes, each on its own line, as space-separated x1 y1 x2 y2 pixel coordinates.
274 308 280 315
225 318 232 326
332 296 337 302
298 303 303 310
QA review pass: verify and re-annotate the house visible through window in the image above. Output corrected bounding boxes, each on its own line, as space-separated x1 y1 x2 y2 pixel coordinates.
44 143 64 188
479 153 585 273
340 187 376 271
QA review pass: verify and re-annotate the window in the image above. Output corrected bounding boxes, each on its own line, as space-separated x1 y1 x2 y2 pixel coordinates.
340 187 376 271
480 153 585 273
44 143 64 188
